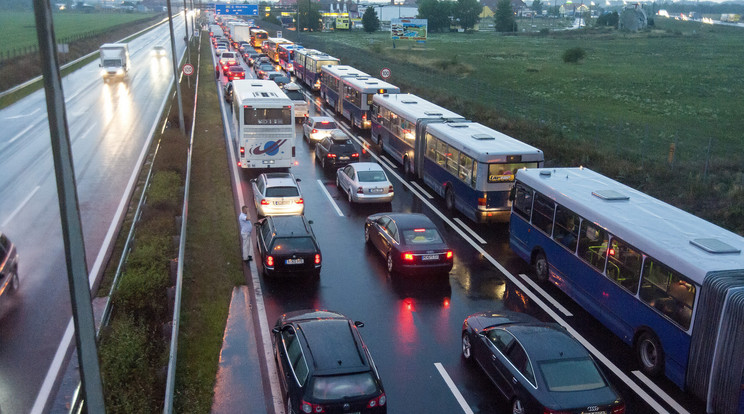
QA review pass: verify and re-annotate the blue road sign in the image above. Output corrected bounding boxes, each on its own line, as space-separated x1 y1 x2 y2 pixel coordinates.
215 4 258 16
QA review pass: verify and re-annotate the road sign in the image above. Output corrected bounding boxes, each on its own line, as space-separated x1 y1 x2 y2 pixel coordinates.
380 67 391 80
215 4 258 16
183 63 194 76
276 30 282 38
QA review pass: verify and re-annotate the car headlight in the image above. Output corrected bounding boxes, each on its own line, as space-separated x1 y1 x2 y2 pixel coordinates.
116 68 124 75
100 69 107 76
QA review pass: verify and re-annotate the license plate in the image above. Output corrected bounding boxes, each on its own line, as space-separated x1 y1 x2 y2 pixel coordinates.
370 188 384 193
422 254 439 261
285 258 304 265
339 156 349 160
582 411 606 414
273 200 290 205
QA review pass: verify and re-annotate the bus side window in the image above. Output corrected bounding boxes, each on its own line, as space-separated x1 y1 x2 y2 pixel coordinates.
577 221 608 272
445 145 460 176
512 184 533 220
639 258 694 329
606 237 642 294
553 205 579 253
458 153 473 184
531 193 555 236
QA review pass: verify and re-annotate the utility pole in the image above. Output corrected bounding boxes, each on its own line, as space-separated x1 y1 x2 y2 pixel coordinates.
167 0 187 137
31 0 106 412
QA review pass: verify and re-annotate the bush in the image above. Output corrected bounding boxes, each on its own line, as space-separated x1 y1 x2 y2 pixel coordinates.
539 28 550 36
127 234 170 271
148 171 182 210
114 265 169 325
562 47 586 63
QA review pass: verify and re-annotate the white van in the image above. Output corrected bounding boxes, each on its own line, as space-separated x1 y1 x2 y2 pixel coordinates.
282 83 308 120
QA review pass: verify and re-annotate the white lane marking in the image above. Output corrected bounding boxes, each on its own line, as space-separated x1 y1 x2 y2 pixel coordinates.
221 69 284 414
340 132 672 413
434 363 475 414
6 123 35 146
317 179 344 217
378 155 397 169
454 218 486 244
31 37 184 413
411 181 433 199
633 371 690 414
2 185 40 227
518 274 573 317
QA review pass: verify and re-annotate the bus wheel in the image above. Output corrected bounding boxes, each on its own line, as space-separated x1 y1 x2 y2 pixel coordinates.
533 251 549 283
445 188 455 211
636 331 664 377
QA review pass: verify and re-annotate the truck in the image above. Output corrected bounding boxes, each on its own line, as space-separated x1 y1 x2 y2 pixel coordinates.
232 23 252 44
99 43 130 82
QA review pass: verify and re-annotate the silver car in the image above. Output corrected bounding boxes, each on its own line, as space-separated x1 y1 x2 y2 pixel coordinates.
302 116 339 143
0 232 20 298
251 172 304 217
336 162 394 204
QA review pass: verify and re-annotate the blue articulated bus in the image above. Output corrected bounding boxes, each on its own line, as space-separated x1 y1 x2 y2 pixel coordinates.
339 76 399 130
510 166 744 414
319 65 368 114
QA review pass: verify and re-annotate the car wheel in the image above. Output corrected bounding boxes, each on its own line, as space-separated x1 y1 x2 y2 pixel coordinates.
445 187 455 211
348 187 353 203
511 398 525 414
533 251 549 283
636 331 664 377
461 332 472 360
364 225 371 244
386 252 394 274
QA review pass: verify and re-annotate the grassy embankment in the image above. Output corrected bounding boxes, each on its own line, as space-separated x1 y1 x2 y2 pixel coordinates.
283 18 744 234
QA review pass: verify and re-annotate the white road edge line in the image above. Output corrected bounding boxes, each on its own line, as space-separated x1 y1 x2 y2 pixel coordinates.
317 179 344 217
454 218 486 244
379 155 397 169
518 274 573 317
633 371 691 414
221 73 284 414
1 185 40 227
411 181 433 199
339 133 672 413
434 362 475 414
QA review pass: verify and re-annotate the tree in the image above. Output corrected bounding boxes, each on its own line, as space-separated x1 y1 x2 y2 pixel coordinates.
297 0 322 32
362 6 380 33
453 0 482 31
531 0 543 14
417 0 453 32
494 0 517 32
595 11 619 27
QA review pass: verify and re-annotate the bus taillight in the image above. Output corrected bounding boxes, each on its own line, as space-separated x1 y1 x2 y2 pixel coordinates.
240 146 245 156
478 196 487 207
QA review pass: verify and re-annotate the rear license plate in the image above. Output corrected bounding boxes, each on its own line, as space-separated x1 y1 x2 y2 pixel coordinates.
582 412 606 414
370 188 384 193
273 200 290 205
339 156 349 160
422 254 439 261
285 258 304 265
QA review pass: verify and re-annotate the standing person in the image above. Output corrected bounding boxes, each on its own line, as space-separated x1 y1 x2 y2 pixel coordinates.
239 206 253 262
215 63 220 80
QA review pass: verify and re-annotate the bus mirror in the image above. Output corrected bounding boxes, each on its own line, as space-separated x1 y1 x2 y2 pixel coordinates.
508 186 516 202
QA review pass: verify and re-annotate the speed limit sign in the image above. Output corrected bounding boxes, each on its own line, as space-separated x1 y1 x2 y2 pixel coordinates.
182 63 194 76
380 67 391 80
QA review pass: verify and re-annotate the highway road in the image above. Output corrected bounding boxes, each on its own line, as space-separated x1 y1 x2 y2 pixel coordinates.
214 55 706 413
0 16 187 413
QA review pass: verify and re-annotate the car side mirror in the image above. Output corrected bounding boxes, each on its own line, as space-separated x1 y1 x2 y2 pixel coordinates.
272 327 280 334
354 321 365 328
307 220 313 225
295 178 301 183
250 178 256 183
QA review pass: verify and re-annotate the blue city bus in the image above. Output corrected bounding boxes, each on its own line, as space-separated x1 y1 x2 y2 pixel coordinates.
339 76 399 130
419 121 543 223
277 43 303 74
319 65 368 113
293 48 323 85
509 167 744 414
370 93 465 175
300 52 339 91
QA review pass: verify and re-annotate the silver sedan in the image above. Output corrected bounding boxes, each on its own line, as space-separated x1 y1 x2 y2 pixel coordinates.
336 162 394 204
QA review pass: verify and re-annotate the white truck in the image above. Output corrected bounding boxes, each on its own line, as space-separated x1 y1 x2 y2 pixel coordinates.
99 43 130 82
232 23 252 44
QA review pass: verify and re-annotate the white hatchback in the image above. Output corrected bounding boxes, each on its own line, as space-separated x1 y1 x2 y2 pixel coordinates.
251 172 304 217
336 162 394 204
302 116 339 143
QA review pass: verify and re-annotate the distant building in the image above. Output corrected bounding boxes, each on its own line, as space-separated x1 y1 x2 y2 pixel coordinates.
618 3 647 31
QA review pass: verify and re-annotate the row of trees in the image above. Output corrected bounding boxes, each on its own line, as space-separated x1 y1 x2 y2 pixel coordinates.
417 0 518 32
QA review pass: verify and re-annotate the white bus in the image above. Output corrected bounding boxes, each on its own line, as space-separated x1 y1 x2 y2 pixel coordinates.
510 167 744 414
231 80 295 169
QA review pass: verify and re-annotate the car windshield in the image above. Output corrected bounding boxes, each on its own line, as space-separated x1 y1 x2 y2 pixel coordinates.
265 186 299 197
311 372 378 400
539 358 607 392
271 237 316 253
402 228 443 245
314 121 337 129
356 171 387 182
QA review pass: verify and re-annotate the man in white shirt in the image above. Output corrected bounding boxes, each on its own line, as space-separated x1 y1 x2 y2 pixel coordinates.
239 206 253 262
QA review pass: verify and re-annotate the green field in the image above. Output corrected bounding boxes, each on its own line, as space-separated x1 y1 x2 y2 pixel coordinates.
0 11 159 55
285 18 744 233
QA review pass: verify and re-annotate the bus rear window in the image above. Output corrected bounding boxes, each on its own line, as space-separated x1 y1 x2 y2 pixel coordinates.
488 163 538 183
244 108 291 125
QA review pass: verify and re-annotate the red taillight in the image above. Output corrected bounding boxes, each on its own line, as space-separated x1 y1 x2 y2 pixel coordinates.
351 153 359 158
403 252 414 261
367 393 386 407
314 254 321 264
357 187 363 194
327 153 337 158
296 198 304 204
300 400 325 413
611 402 626 414
260 199 269 205
240 147 245 155
362 113 367 120
266 256 274 267
388 185 394 193
446 250 453 259
478 196 487 207
311 129 318 134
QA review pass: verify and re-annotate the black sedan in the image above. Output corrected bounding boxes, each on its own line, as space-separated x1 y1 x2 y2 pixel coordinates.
461 311 625 414
255 215 322 278
272 310 387 414
364 213 453 276
314 130 359 171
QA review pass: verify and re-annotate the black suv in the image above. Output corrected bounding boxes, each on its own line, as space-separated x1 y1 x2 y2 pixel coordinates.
0 232 20 297
255 215 322 277
314 131 359 170
272 310 387 414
